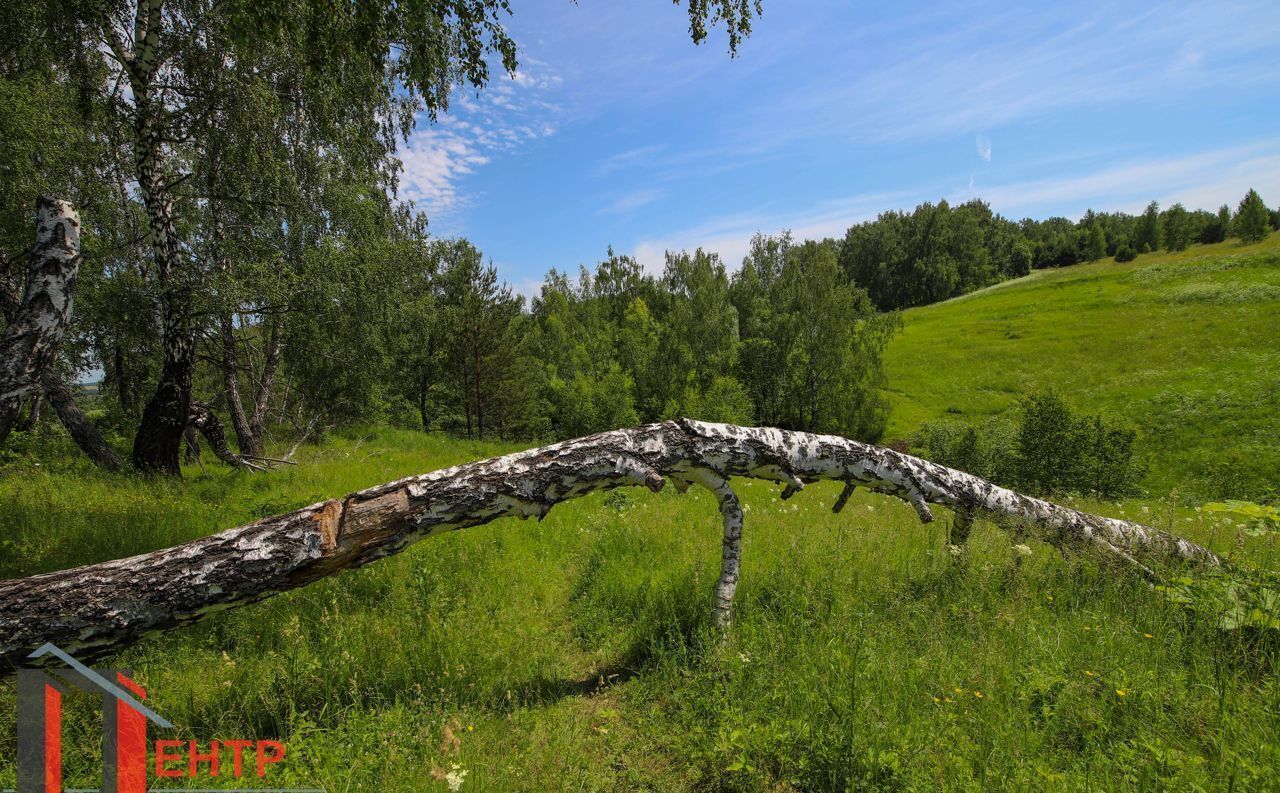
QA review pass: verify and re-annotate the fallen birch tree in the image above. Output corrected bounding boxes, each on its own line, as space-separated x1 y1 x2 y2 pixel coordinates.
0 420 1221 672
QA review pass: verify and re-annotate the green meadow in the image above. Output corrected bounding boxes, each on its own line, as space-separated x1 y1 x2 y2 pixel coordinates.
2 239 1279 791
885 233 1280 500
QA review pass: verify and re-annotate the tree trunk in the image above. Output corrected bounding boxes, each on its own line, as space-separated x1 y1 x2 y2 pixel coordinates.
220 314 257 456
418 372 432 432
43 374 122 472
188 402 257 470
0 420 1220 672
112 344 133 416
131 330 195 476
247 320 280 451
16 393 42 432
0 198 81 444
127 61 195 476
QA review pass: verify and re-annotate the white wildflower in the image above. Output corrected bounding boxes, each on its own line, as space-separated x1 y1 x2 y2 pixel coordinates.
738 651 751 664
948 544 963 557
446 764 468 792
1013 544 1032 557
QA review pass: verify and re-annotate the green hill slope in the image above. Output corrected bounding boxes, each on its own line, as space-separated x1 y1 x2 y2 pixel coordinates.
883 234 1280 498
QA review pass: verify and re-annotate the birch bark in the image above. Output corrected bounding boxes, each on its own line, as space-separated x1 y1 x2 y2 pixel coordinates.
0 420 1220 671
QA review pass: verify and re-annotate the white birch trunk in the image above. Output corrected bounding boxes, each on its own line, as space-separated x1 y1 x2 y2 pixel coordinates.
0 198 81 441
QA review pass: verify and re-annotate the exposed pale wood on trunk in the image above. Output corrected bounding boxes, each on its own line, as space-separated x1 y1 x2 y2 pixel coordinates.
0 420 1220 672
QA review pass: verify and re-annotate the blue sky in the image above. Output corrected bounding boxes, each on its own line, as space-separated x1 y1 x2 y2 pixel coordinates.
397 0 1280 294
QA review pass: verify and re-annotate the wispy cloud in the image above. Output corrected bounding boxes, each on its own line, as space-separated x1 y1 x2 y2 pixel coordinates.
594 145 666 177
629 141 1280 274
629 189 921 273
976 134 993 162
737 1 1280 147
596 188 665 215
963 141 1280 214
397 64 562 226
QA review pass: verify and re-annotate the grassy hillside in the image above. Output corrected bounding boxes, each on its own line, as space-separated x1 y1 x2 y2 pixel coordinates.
884 234 1280 499
2 239 1279 790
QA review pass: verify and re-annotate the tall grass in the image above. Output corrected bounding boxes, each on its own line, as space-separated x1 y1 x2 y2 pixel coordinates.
1 428 1276 790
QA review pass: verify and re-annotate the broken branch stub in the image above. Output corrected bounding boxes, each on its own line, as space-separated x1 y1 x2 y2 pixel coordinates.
0 420 1220 672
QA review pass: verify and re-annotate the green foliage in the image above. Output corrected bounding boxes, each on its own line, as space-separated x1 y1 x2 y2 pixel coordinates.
1161 203 1193 251
840 199 1007 310
733 236 898 440
1137 201 1164 252
1014 390 1141 497
1114 244 1137 262
1086 220 1107 261
551 368 641 438
665 375 754 424
916 391 1142 498
1235 188 1273 243
1156 568 1280 633
914 416 1017 484
1203 500 1280 536
1009 240 1034 276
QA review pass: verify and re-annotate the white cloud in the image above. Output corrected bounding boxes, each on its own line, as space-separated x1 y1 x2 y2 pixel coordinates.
739 1 1280 148
976 134 993 162
594 145 666 177
397 62 562 224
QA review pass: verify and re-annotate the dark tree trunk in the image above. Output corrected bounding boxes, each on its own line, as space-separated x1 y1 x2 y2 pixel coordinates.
129 81 194 476
112 344 134 416
220 314 258 456
43 375 122 471
0 420 1221 672
187 402 255 470
0 198 81 444
130 331 195 476
417 371 431 432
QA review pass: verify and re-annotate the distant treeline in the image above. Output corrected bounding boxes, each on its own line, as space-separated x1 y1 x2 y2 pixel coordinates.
266 188 1276 446
841 188 1278 310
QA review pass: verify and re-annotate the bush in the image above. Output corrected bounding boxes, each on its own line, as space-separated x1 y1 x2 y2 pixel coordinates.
915 390 1142 497
1114 245 1137 263
1015 391 1142 496
913 416 1016 483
